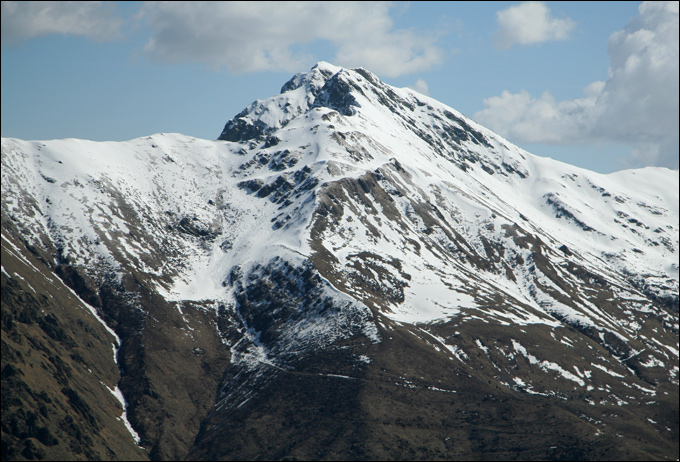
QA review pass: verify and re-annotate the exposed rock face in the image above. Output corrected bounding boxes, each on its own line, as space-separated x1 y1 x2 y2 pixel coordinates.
2 62 678 460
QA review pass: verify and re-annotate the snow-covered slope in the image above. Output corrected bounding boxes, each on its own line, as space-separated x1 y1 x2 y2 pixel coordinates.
2 62 678 460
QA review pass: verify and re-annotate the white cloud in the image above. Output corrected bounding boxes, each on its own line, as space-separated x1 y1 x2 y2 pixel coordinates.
476 1 679 169
408 78 430 96
494 1 575 49
138 1 443 77
1 1 123 45
474 84 602 144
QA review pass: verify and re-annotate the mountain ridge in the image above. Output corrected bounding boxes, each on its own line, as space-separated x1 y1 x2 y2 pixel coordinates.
2 62 678 460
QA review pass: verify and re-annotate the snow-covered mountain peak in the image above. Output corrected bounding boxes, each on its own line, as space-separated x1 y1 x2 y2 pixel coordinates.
281 61 343 93
2 62 678 461
4 64 678 323
218 63 532 181
219 62 342 142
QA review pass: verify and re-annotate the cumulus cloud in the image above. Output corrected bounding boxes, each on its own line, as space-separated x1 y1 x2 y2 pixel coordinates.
1 1 123 45
408 78 430 96
138 1 443 77
474 82 603 144
476 1 679 169
494 1 575 49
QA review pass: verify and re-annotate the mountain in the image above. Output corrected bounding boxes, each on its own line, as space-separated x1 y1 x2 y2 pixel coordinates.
2 61 678 461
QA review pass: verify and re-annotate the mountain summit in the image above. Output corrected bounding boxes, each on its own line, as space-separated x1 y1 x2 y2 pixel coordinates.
2 62 678 460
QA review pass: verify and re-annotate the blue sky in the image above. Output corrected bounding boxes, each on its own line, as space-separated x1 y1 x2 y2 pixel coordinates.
1 1 678 173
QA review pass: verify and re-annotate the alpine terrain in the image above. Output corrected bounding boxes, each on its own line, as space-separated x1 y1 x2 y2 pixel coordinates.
2 62 678 461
